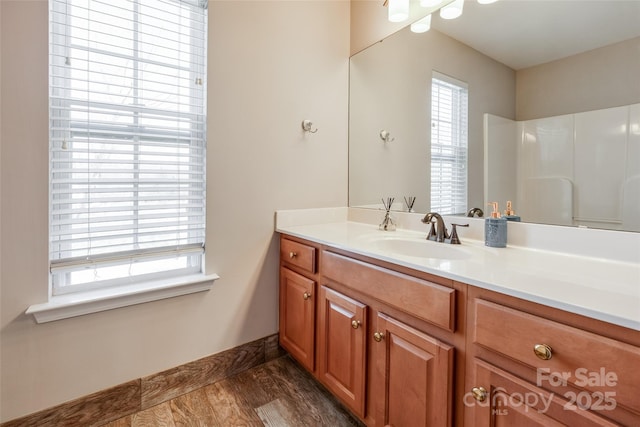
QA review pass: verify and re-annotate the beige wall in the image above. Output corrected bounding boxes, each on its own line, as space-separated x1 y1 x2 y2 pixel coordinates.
0 0 349 422
516 37 640 120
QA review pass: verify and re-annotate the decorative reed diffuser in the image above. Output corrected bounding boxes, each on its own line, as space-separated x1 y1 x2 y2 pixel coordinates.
379 197 396 231
404 196 416 213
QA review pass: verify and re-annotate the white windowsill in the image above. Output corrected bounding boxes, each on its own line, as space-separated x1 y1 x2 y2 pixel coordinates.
25 273 220 324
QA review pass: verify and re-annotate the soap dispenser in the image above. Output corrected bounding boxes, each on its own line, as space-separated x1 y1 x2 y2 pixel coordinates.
503 200 521 222
485 202 507 248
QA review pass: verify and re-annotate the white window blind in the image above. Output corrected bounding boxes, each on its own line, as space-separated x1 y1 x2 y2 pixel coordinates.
430 73 468 215
49 0 207 295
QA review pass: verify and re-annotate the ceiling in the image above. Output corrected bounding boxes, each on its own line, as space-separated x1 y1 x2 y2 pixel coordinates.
430 0 640 70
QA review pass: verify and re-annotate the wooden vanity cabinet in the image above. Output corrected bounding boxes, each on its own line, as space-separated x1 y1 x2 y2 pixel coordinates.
317 286 368 419
321 249 460 426
315 283 456 425
278 233 640 426
279 237 318 372
279 267 315 371
372 312 454 426
465 286 640 426
279 235 460 426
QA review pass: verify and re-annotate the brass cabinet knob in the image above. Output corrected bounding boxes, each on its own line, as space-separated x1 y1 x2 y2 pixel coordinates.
289 251 297 259
373 332 384 342
533 343 553 360
471 386 487 402
351 320 361 329
302 292 311 300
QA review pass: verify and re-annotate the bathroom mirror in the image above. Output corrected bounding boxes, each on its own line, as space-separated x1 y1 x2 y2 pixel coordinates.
349 0 640 232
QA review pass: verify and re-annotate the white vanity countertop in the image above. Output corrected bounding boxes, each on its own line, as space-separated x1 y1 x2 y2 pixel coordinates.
276 211 640 331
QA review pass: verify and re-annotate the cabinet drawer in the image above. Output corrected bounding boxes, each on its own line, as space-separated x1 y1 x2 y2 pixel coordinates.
322 251 455 331
281 238 316 274
473 299 640 412
469 359 619 426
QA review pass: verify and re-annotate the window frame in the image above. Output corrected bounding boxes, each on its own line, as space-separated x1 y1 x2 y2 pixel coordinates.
48 0 208 296
430 71 469 215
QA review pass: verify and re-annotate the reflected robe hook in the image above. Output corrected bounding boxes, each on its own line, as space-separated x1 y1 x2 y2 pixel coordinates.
302 120 318 133
380 130 395 143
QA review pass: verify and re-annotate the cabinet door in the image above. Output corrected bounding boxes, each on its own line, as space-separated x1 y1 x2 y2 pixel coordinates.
318 286 368 419
466 359 618 427
374 313 454 427
279 267 315 371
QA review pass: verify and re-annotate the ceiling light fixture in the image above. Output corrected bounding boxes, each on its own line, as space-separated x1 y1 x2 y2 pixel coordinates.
477 0 499 4
410 14 432 33
388 0 410 22
420 0 442 7
440 0 464 19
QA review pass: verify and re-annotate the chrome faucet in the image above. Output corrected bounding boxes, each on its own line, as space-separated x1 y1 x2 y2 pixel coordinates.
422 212 469 244
421 212 449 242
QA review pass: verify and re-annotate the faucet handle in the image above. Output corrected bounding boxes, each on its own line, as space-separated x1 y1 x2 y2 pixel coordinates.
445 223 469 244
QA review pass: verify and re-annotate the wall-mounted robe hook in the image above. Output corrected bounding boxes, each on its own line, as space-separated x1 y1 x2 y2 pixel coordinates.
379 130 395 143
302 120 318 133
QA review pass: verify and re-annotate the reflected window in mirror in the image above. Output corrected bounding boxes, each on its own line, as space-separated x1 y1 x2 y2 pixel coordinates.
430 72 468 215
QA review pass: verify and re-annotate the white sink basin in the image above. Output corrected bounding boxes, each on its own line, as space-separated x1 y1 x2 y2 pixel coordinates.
359 234 473 261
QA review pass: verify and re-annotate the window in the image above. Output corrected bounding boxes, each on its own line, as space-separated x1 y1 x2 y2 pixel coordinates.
49 0 207 295
430 72 468 215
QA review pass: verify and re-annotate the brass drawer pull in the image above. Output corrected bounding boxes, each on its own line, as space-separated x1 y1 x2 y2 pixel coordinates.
471 386 487 402
351 320 361 329
289 251 297 259
303 292 312 300
373 332 385 342
534 343 553 360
